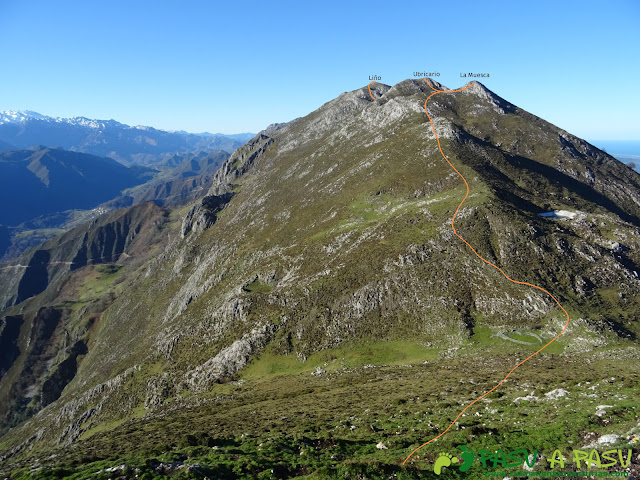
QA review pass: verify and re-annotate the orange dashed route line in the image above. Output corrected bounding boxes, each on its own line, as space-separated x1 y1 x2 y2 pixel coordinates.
368 81 377 100
401 79 571 466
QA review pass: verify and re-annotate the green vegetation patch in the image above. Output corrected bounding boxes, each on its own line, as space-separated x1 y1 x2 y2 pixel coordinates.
469 324 565 355
75 264 125 302
7 352 640 479
242 278 272 294
242 340 440 380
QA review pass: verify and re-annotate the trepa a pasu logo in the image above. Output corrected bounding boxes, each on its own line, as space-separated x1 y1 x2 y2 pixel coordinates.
433 445 632 475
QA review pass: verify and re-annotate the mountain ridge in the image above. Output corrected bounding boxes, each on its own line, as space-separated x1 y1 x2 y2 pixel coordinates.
0 110 256 140
0 146 152 226
1 78 639 475
0 110 254 166
0 148 230 260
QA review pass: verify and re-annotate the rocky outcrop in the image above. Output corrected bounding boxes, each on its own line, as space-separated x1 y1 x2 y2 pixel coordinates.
41 341 88 407
181 133 275 237
0 307 65 432
181 192 235 237
186 324 276 392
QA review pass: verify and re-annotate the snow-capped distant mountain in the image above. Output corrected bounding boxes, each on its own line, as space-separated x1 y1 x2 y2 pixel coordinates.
0 110 154 130
0 110 49 123
0 110 255 165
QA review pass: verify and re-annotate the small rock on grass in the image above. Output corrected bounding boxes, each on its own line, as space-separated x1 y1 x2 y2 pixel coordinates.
544 388 569 399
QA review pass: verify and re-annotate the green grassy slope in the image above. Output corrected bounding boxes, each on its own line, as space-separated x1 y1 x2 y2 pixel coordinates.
1 80 639 477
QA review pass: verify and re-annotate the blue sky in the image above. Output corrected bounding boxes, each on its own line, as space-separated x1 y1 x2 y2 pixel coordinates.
0 0 638 140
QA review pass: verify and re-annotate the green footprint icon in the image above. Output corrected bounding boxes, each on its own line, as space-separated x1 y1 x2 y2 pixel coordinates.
459 445 476 472
434 452 459 475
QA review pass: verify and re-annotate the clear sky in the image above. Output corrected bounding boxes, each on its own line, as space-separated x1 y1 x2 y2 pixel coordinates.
0 0 638 140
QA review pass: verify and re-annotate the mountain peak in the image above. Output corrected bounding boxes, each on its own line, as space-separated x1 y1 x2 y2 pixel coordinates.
26 144 51 152
362 78 497 101
458 80 515 114
423 77 448 91
0 110 49 123
0 110 123 129
366 81 391 100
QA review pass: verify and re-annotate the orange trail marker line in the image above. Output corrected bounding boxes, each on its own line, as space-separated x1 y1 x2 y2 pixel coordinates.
367 81 377 101
402 80 571 466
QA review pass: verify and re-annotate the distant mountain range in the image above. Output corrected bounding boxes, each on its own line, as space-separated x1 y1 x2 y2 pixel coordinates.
0 110 254 166
0 147 231 260
112 150 230 207
0 110 253 260
0 146 151 226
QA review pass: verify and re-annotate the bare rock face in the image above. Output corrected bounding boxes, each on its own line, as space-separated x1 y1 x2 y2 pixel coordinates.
180 134 276 238
181 193 235 237
41 340 88 407
208 134 275 196
186 323 276 392
460 81 516 115
0 307 66 431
